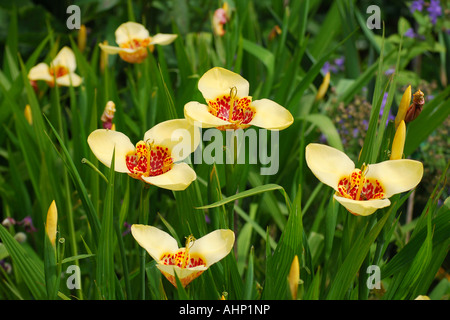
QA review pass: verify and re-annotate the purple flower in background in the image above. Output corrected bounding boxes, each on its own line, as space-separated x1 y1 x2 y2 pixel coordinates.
427 0 442 24
405 28 416 38
321 61 331 74
379 92 395 126
19 216 37 233
410 0 424 13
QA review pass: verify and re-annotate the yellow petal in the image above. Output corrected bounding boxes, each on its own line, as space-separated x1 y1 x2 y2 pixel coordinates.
395 85 411 129
55 72 83 87
198 67 250 101
415 295 430 300
87 129 136 173
288 255 300 300
141 162 197 191
115 22 150 45
248 98 294 130
51 46 77 72
189 229 235 267
46 200 58 247
184 101 230 128
98 43 137 55
149 33 178 46
130 224 179 261
365 159 423 198
28 63 52 82
334 195 391 216
305 143 355 191
390 120 406 160
143 119 200 162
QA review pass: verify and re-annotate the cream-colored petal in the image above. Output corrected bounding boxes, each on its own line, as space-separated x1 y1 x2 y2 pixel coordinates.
141 162 196 191
55 72 83 87
144 119 200 161
98 43 137 55
131 224 179 262
184 101 230 128
189 229 235 267
149 33 178 46
28 63 52 81
365 160 423 198
248 98 294 130
115 22 150 45
51 46 77 72
305 143 355 191
198 67 250 101
87 129 136 173
334 195 391 216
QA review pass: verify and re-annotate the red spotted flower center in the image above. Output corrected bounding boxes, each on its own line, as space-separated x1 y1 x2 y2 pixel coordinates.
337 165 385 201
207 87 255 129
49 65 69 78
158 235 206 288
119 38 152 63
125 140 173 179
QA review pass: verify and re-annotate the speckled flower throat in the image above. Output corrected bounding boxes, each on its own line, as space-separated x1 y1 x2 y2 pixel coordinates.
159 235 206 287
337 164 385 202
119 38 152 63
208 87 255 130
125 140 173 180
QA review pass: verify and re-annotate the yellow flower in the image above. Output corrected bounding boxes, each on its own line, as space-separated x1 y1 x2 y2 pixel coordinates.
415 295 430 300
87 119 200 191
131 225 235 288
395 85 411 129
99 22 177 64
28 46 82 87
390 120 406 160
184 67 293 130
45 200 58 247
305 143 423 216
288 255 300 300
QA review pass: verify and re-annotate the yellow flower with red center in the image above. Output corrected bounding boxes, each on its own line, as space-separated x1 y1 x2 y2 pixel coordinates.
28 46 82 87
87 119 200 191
305 143 423 216
184 67 293 130
99 22 177 64
131 225 235 288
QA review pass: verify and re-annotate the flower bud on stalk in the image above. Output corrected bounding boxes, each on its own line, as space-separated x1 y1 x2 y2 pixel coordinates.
405 90 425 123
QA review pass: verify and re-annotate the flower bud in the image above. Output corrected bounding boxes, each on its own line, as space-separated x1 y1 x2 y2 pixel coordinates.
405 89 424 123
288 255 300 300
395 85 411 129
390 120 406 160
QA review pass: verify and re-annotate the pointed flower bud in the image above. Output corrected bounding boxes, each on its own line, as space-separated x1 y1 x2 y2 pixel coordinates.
46 200 58 247
288 255 300 299
24 104 33 125
395 85 411 129
390 120 406 160
78 24 87 53
315 72 330 101
405 89 424 123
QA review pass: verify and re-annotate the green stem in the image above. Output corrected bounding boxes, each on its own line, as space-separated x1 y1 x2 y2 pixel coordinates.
139 184 151 300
